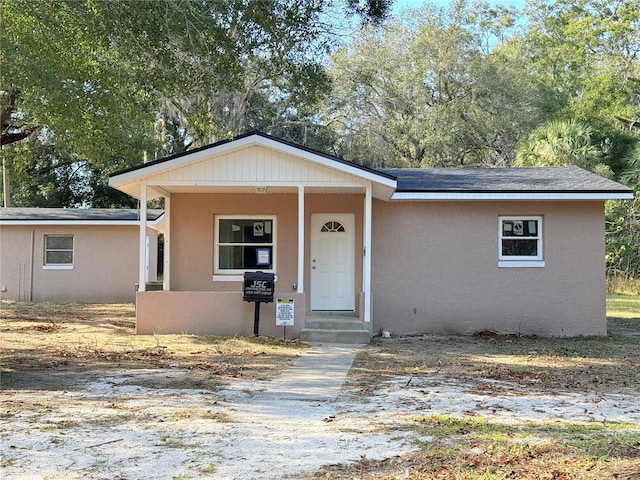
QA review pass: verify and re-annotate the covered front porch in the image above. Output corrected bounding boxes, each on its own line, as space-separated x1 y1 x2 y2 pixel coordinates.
109 133 396 340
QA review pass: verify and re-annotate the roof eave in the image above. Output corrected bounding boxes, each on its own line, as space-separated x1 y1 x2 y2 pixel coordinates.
390 191 634 201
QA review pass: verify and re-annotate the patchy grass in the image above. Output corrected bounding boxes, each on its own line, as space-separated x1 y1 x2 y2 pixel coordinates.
0 301 307 389
318 415 640 479
347 332 640 397
327 294 640 480
3 298 639 480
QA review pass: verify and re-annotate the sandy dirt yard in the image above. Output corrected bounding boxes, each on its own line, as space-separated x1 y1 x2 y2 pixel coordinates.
1 301 640 480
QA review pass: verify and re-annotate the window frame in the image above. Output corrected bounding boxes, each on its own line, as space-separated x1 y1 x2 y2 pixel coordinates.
498 216 544 268
43 234 74 270
213 215 277 281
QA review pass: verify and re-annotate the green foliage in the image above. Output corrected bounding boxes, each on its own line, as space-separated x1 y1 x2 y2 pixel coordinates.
326 2 547 167
1 0 388 207
515 119 600 169
1 0 157 159
521 0 640 171
1 135 88 207
606 194 640 279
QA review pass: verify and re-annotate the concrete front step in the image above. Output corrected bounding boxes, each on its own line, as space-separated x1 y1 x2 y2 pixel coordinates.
304 319 365 330
300 328 371 344
301 313 371 344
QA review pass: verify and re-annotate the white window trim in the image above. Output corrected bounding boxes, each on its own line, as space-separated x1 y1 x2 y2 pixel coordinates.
498 260 545 268
213 215 277 280
498 216 544 268
43 234 74 270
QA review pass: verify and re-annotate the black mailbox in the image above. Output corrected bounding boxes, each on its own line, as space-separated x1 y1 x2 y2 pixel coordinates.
243 271 275 303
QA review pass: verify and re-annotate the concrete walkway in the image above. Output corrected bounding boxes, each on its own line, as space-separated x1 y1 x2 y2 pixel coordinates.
260 342 365 402
211 342 390 479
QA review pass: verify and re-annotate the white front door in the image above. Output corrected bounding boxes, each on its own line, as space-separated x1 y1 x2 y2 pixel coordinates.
310 213 355 311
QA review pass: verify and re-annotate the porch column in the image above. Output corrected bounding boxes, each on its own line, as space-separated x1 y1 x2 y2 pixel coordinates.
163 194 171 291
297 185 304 293
363 185 372 322
138 183 147 292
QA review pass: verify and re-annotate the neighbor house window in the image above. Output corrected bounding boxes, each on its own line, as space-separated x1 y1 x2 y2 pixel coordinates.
498 216 544 267
43 235 74 269
214 216 276 278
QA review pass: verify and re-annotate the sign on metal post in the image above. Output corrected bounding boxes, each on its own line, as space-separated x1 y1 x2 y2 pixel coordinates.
243 272 275 303
276 298 294 326
242 271 275 336
276 298 294 340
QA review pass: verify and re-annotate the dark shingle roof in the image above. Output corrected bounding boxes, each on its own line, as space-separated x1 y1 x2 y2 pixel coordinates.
381 165 633 194
0 208 164 222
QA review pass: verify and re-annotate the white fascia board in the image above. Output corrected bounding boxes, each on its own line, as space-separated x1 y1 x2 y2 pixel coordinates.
390 191 635 201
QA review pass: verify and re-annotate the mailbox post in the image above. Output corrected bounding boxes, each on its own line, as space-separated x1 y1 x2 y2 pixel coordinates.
243 271 275 336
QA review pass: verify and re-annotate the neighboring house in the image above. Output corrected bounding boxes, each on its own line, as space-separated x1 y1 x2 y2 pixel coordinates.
108 132 633 341
0 208 163 303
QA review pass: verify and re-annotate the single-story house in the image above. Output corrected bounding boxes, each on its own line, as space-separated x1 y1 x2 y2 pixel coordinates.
108 131 633 341
0 208 163 303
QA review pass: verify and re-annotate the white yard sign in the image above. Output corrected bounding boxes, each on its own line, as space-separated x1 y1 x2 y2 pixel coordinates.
276 298 295 326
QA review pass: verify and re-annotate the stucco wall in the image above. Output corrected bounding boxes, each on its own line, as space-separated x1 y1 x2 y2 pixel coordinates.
136 192 364 335
136 291 306 337
0 225 156 303
169 192 363 303
371 200 606 336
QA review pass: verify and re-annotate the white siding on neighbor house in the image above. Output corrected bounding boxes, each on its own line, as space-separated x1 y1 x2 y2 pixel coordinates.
150 145 364 185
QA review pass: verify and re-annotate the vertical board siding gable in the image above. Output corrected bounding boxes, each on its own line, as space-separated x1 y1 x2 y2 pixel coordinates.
149 146 362 184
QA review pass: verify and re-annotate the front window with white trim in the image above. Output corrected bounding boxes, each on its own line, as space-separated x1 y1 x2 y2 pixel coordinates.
44 235 74 269
214 216 276 276
498 216 544 267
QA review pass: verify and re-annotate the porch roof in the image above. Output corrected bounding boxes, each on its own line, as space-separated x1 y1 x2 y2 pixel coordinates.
109 131 397 200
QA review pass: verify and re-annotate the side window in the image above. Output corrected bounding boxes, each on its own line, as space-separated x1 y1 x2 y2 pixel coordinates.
214 216 276 276
44 235 74 269
498 217 544 268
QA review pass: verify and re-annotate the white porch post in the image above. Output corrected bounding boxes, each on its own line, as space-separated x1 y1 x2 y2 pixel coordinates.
297 185 305 293
363 185 372 322
138 184 147 292
163 194 171 291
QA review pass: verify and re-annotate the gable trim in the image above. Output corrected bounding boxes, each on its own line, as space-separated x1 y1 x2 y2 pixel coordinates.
109 131 396 189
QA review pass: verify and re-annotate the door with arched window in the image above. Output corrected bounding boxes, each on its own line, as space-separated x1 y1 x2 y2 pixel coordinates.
310 213 355 311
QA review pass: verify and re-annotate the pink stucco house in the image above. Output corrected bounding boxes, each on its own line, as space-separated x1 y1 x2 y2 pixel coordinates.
109 132 632 341
0 208 163 303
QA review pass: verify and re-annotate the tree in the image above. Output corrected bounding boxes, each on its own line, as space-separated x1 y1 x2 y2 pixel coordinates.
514 119 601 170
521 0 640 174
1 0 158 206
324 2 545 168
1 0 391 207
